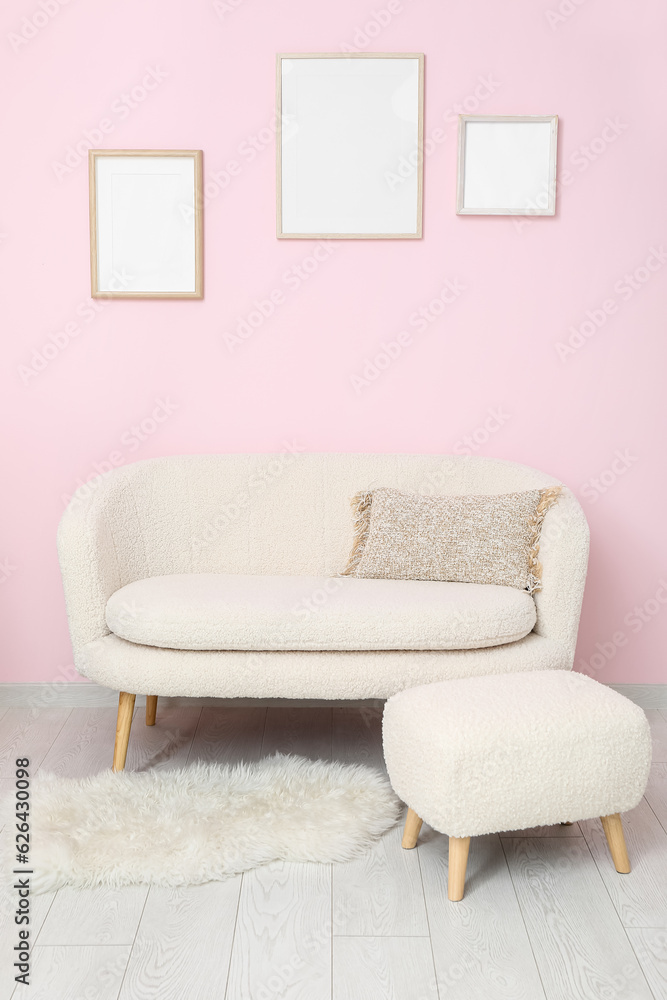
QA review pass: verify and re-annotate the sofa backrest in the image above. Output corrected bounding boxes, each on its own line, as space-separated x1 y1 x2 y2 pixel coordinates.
75 452 562 578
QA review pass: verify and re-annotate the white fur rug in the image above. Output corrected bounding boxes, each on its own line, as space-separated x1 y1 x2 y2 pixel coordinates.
12 756 400 893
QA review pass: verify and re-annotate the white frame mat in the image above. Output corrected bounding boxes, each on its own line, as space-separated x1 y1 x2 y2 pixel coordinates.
457 115 558 216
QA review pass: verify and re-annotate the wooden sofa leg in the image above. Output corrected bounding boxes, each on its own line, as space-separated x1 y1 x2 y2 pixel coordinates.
448 836 471 901
601 813 631 873
402 808 423 849
146 696 158 727
112 692 136 772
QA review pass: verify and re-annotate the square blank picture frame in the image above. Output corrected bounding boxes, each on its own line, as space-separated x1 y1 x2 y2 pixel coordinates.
457 115 558 216
89 150 203 298
277 53 424 239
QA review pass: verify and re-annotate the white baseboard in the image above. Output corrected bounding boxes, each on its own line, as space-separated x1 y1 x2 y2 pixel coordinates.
0 683 120 709
607 684 667 709
0 682 665 709
0 683 383 711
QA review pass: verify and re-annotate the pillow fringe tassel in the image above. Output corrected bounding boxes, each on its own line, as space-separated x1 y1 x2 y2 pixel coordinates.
341 491 374 576
526 485 563 593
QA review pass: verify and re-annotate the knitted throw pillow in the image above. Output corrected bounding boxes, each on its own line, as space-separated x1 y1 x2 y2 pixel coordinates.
342 486 562 593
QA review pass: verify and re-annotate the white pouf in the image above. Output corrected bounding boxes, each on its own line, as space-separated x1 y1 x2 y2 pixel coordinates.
383 670 651 900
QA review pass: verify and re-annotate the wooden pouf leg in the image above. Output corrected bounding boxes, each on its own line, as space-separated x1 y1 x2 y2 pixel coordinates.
401 808 423 849
112 692 136 772
601 813 631 873
146 695 158 726
448 836 471 902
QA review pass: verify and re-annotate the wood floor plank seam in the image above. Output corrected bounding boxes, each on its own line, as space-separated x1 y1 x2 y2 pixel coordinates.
222 873 245 1000
336 927 434 941
114 884 152 999
20 942 129 948
31 892 59 947
499 833 586 839
640 790 667 837
415 845 443 1000
499 835 550 1000
32 707 74 774
155 703 200 770
257 707 269 757
624 931 665 1000
45 707 75 762
182 706 205 766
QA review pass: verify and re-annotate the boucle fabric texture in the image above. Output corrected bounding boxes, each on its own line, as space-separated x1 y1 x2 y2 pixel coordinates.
57 453 589 698
343 486 562 592
383 671 652 839
76 632 571 699
105 573 536 651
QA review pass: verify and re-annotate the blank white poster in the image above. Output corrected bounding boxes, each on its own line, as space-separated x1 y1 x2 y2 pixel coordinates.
459 118 557 215
279 56 422 237
95 156 197 292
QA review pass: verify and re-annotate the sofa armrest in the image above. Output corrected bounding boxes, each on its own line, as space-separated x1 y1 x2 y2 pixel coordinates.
532 487 590 663
57 471 147 656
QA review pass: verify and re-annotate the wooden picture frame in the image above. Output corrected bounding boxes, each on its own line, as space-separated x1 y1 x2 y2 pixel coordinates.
456 115 558 216
89 149 203 298
277 53 424 239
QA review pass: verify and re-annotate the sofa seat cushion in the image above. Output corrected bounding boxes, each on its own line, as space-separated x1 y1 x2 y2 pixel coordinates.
105 574 536 652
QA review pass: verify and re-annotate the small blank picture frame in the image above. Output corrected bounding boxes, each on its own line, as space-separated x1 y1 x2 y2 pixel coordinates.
89 150 203 298
457 115 558 216
277 53 424 239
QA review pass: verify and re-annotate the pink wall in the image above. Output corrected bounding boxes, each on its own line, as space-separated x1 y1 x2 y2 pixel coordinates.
1 0 666 685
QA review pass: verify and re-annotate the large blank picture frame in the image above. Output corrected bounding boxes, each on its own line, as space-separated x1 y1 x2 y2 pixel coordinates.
457 115 558 216
89 150 203 298
277 53 424 239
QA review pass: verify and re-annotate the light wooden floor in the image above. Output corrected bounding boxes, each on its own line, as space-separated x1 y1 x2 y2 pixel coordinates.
1 702 667 1000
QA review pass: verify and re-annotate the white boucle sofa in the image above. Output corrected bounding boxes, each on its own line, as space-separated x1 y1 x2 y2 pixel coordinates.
57 453 589 769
